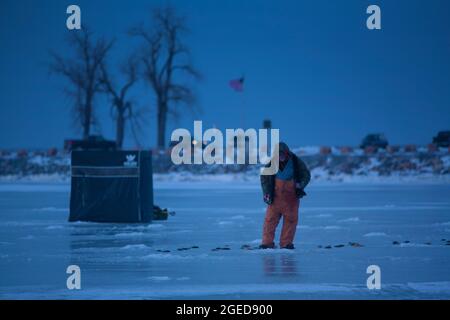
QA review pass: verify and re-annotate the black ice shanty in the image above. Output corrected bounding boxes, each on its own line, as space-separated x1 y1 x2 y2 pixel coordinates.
69 150 153 223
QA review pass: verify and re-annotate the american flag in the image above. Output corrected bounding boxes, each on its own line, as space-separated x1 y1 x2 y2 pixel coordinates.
229 77 244 92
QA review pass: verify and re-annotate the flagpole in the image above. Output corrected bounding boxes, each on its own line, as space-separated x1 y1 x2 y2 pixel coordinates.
240 91 245 129
229 76 245 128
240 75 245 129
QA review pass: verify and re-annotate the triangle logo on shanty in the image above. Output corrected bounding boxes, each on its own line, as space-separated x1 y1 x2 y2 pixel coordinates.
124 154 137 167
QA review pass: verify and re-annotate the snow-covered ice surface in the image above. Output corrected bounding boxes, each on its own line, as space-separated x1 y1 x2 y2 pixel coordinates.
0 181 450 299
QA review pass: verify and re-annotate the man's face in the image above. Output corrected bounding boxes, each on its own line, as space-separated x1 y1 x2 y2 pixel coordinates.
279 150 288 162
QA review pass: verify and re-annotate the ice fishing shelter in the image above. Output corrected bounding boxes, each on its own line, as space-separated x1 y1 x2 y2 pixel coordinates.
69 150 153 223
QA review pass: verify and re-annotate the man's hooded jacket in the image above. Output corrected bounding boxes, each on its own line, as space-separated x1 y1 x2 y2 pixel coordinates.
260 143 311 200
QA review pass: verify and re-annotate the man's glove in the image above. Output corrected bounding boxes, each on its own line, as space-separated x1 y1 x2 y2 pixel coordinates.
295 183 307 198
263 194 273 205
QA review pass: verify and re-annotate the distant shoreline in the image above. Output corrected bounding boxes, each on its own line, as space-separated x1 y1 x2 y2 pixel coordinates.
1 147 449 185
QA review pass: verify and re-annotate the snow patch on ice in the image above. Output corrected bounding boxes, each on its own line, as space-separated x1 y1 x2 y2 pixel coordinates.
364 232 388 237
217 221 234 226
123 224 165 231
400 243 430 248
433 221 450 227
114 232 147 238
311 214 332 218
148 276 170 281
323 226 342 230
46 225 64 230
339 217 360 222
120 244 150 251
145 224 165 230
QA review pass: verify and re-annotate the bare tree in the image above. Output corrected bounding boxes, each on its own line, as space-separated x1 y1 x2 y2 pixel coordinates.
50 29 114 139
130 6 200 148
99 57 141 149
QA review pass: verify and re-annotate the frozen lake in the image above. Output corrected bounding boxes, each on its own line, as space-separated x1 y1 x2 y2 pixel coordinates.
0 181 449 299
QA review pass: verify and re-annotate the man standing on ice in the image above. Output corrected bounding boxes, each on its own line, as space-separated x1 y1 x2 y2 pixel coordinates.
260 142 311 249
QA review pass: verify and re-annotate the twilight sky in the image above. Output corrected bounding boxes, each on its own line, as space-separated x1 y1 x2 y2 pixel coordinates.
0 0 449 149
